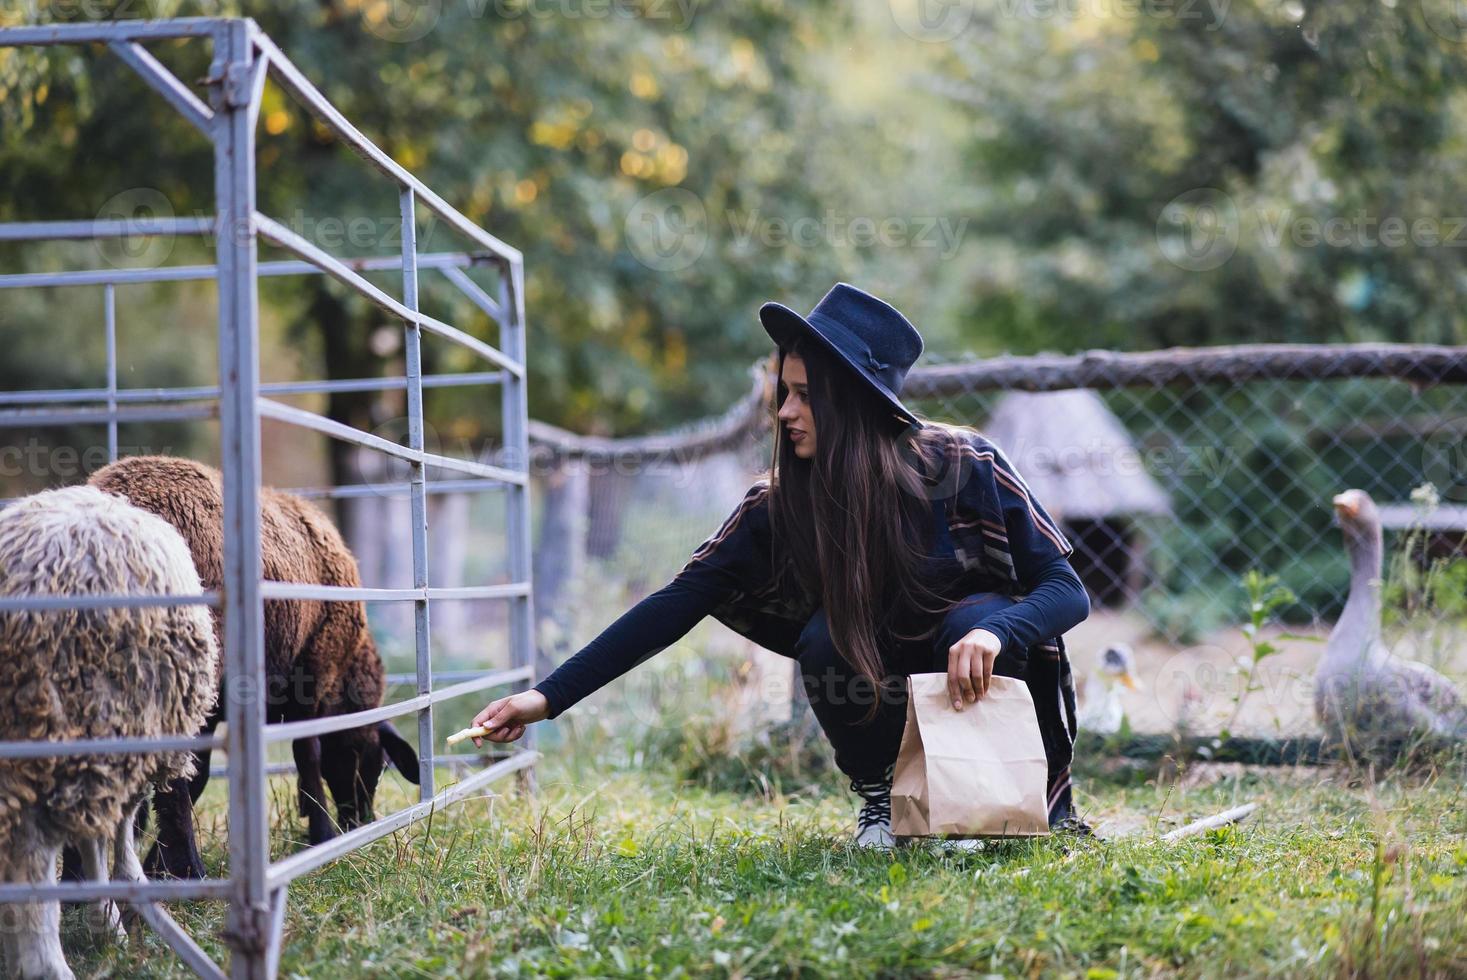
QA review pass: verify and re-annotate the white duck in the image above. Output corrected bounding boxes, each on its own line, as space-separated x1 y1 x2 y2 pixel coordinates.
1316 489 1467 749
1078 643 1141 735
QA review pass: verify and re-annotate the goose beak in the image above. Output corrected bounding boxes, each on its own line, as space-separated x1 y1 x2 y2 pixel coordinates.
1118 671 1140 691
1332 492 1359 518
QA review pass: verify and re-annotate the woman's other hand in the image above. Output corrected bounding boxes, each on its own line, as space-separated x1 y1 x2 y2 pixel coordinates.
947 627 1003 710
470 690 550 746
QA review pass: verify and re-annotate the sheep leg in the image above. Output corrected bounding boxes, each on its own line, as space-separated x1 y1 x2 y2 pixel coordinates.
293 736 338 845
112 799 147 936
0 904 16 978
143 774 207 880
76 836 124 946
2 841 74 980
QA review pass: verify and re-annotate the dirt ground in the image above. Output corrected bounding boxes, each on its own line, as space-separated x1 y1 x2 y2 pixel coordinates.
1066 608 1467 738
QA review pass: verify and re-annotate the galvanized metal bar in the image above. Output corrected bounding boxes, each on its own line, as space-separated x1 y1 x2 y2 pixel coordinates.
107 40 216 137
243 52 269 136
0 371 504 407
0 732 224 760
263 887 288 980
0 250 486 290
248 31 522 265
0 878 230 903
282 477 508 502
438 265 503 322
0 403 216 427
104 283 118 460
0 18 229 46
265 696 428 745
0 216 214 242
266 750 539 889
253 213 524 378
0 591 219 612
499 259 539 777
385 669 519 685
415 669 538 710
401 187 435 800
133 901 231 980
260 371 506 397
257 581 528 603
261 666 534 743
211 19 270 980
256 396 527 485
210 761 300 778
212 752 506 779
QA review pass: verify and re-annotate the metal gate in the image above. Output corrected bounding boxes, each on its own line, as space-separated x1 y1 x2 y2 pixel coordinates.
0 17 538 978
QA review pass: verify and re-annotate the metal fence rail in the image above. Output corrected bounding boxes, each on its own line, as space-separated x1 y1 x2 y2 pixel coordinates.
521 343 1466 744
0 18 537 980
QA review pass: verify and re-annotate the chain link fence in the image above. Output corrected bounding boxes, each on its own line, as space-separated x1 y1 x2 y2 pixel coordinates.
532 344 1467 739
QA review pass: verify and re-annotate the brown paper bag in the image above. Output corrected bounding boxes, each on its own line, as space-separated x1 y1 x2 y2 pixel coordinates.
890 672 1050 839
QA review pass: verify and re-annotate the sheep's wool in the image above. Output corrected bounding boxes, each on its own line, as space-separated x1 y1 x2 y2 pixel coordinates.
0 485 219 856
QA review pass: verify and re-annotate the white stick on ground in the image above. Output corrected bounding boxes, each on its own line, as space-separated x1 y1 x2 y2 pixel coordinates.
1160 802 1259 841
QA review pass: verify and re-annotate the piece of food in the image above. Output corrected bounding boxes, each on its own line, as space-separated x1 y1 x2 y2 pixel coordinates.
445 725 493 746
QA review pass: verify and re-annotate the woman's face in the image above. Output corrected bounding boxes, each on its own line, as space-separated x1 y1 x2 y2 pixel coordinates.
777 353 815 459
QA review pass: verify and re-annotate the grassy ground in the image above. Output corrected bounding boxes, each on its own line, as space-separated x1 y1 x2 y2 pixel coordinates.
65 738 1467 979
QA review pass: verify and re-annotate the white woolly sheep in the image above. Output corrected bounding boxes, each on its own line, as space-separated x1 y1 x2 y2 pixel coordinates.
0 486 219 980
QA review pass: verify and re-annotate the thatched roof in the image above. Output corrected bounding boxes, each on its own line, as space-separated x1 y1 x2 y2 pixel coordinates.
981 389 1171 521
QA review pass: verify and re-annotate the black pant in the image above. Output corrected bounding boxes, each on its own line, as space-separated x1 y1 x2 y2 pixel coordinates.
795 591 1029 784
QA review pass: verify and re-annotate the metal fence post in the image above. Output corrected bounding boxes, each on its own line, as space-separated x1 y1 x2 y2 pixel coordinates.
211 19 270 980
104 282 118 461
500 259 537 790
401 187 435 799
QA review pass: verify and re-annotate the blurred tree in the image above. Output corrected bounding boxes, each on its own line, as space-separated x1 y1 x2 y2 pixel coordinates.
926 1 1467 352
0 0 923 495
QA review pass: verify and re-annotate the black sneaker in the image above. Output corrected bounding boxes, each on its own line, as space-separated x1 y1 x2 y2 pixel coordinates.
849 762 895 850
1051 814 1096 837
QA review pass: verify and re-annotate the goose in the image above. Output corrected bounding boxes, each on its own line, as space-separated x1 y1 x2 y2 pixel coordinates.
1316 489 1467 751
1078 643 1141 736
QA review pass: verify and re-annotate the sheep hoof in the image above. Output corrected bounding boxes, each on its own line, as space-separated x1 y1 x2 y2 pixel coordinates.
14 952 76 980
143 842 206 881
82 901 126 948
119 902 146 939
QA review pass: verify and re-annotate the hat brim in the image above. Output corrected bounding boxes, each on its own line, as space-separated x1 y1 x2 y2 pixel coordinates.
758 301 920 428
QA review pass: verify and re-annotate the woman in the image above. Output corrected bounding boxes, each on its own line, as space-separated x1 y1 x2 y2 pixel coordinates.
470 283 1092 848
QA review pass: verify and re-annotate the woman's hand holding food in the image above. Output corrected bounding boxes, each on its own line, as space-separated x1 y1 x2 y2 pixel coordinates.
467 690 549 746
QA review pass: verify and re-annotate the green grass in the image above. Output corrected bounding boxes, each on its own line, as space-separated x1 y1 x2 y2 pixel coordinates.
65 746 1467 979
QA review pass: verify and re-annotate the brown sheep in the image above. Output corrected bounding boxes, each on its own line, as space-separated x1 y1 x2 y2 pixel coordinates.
76 455 418 879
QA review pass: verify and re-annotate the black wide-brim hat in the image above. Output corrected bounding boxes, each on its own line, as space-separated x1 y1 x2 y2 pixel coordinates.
759 282 924 428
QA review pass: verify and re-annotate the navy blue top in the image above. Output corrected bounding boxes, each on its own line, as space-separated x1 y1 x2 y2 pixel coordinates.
531 483 1089 720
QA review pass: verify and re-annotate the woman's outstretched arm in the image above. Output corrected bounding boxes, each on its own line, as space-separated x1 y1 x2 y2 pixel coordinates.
470 482 772 741
530 573 730 719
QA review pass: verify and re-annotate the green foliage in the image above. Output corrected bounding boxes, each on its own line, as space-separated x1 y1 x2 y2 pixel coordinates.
1381 485 1467 628
933 0 1467 353
1220 569 1318 740
0 0 937 460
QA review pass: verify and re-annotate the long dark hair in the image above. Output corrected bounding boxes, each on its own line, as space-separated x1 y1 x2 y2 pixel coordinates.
765 334 985 724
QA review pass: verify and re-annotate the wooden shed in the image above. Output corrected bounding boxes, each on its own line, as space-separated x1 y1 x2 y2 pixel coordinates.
982 389 1171 607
